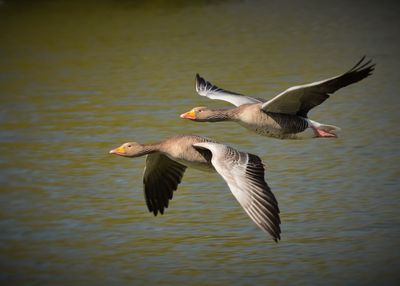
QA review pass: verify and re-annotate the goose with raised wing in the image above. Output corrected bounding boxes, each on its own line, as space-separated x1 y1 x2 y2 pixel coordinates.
180 57 375 139
109 135 281 242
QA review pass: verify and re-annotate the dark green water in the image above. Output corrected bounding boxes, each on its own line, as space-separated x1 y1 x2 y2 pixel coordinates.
1 0 399 285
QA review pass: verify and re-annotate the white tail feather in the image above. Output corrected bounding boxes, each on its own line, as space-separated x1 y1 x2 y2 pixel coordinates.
308 119 341 132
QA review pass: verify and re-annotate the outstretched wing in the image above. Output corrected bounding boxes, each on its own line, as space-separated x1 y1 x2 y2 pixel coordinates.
143 153 187 216
196 74 262 106
193 142 281 242
261 56 375 117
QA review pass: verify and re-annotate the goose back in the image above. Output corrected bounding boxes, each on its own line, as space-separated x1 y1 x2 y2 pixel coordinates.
159 135 215 172
236 104 309 139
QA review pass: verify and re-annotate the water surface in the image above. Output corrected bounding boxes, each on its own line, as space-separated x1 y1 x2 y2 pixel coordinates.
0 1 399 285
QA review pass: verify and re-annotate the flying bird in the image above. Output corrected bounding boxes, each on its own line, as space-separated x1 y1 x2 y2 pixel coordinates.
180 57 375 139
109 135 281 242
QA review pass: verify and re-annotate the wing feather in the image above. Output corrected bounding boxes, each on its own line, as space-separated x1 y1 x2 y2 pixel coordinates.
196 74 262 106
143 153 187 216
261 57 375 117
193 143 281 242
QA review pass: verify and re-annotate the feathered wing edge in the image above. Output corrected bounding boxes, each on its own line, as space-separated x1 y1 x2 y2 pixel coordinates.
193 142 281 242
195 74 262 106
143 153 187 216
261 56 375 116
240 153 281 241
324 56 375 92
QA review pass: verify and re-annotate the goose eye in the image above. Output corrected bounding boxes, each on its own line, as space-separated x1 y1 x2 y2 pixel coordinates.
128 145 131 148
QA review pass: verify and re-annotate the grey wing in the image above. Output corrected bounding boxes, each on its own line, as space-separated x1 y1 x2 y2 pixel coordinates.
193 142 281 242
261 56 375 117
196 74 262 107
143 153 187 216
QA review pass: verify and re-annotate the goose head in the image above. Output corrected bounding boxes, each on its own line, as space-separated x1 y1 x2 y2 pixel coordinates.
180 106 216 122
109 142 144 157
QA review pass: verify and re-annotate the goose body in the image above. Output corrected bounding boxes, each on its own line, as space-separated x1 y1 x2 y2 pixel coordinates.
235 104 311 139
109 135 281 241
181 57 375 139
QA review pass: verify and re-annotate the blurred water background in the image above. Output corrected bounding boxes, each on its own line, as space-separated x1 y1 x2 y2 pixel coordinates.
0 0 399 285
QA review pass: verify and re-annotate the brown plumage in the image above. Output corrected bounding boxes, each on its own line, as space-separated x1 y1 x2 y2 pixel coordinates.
109 135 281 241
181 57 375 139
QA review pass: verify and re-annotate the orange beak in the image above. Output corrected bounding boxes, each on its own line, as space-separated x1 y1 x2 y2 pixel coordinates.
109 145 126 155
180 109 196 120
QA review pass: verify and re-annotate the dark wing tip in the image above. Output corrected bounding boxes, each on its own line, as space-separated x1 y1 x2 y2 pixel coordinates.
196 74 206 83
274 228 282 242
329 56 375 91
245 153 281 241
349 56 376 74
195 73 201 83
349 56 366 71
260 219 281 242
196 73 207 93
143 156 187 218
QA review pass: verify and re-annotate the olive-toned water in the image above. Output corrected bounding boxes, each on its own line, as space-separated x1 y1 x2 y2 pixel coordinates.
1 1 399 285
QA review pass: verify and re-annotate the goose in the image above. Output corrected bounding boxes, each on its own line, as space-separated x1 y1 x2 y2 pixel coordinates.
180 57 375 139
109 135 281 242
